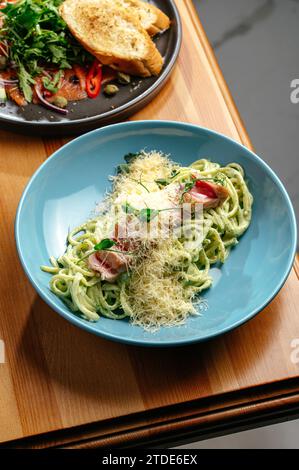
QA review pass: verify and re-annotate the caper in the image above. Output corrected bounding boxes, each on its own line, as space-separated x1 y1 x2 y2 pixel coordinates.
117 72 131 85
104 84 119 96
53 96 68 108
0 56 7 71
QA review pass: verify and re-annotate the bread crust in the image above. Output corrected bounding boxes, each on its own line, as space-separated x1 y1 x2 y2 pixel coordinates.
143 2 171 36
123 0 170 36
60 0 164 77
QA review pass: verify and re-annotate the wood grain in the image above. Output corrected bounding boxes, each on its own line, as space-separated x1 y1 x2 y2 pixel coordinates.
0 0 298 447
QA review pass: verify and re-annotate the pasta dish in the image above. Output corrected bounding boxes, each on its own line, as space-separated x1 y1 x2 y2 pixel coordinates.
41 151 253 331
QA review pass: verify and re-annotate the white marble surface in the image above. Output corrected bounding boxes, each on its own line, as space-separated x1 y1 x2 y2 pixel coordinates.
195 0 299 248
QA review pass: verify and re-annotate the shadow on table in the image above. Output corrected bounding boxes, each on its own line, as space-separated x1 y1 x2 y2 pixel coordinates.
15 292 281 412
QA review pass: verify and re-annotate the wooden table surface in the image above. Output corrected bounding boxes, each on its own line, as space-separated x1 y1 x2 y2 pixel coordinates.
0 0 299 448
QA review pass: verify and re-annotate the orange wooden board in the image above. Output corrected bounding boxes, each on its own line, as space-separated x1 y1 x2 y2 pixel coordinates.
0 0 298 447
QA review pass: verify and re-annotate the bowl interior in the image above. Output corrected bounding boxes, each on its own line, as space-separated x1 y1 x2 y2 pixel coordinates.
16 122 297 346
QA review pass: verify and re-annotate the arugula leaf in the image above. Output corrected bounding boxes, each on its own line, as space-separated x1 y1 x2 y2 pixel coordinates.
94 239 117 251
18 63 35 102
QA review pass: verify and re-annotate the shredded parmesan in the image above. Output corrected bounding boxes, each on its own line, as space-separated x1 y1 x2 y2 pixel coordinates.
122 240 200 331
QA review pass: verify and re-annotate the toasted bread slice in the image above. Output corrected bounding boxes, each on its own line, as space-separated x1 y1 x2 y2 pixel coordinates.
113 0 170 36
60 0 164 77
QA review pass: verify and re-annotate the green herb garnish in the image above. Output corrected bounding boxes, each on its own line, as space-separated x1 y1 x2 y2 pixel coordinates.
94 239 117 251
122 203 175 223
93 239 134 256
80 238 133 262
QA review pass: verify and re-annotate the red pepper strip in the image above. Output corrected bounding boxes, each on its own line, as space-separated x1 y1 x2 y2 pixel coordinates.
86 61 102 98
195 180 217 199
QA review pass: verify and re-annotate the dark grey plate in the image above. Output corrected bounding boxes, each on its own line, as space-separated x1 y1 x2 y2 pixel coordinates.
0 0 181 136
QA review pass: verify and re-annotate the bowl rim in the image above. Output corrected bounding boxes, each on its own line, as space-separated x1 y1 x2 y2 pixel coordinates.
15 120 298 347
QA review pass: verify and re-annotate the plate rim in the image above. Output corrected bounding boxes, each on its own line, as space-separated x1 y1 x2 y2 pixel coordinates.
15 120 298 347
0 0 182 130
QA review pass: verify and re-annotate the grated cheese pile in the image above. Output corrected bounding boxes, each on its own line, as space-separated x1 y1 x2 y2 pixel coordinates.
122 239 200 331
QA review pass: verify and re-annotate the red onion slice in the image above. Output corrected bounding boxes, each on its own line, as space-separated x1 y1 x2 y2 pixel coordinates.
34 85 68 115
0 78 19 85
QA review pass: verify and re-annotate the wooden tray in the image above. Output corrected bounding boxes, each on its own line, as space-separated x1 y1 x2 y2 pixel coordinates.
0 0 298 448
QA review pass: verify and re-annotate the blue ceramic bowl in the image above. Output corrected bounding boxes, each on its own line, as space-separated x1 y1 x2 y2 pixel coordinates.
15 121 297 347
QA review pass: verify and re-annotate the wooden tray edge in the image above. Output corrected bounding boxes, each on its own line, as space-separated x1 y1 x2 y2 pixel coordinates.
4 377 299 448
